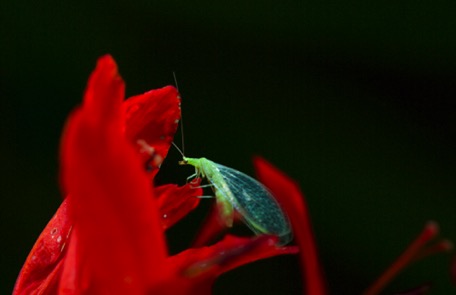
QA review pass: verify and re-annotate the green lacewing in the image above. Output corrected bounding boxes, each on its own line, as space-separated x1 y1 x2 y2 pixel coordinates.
174 150 292 245
172 76 291 245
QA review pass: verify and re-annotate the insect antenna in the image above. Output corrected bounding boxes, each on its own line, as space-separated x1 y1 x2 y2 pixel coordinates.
172 142 185 159
171 72 189 165
173 72 186 156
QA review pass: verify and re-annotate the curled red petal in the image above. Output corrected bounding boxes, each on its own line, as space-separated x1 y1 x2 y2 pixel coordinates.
124 86 181 179
156 180 203 230
60 55 167 293
253 156 327 295
13 198 72 295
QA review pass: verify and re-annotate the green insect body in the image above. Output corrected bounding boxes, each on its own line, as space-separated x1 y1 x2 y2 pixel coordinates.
181 157 292 245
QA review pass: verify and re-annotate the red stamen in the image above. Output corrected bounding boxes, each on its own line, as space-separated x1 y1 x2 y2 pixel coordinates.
450 255 456 286
413 240 453 262
363 221 442 295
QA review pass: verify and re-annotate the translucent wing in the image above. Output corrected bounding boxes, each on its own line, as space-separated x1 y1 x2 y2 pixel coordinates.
213 162 292 245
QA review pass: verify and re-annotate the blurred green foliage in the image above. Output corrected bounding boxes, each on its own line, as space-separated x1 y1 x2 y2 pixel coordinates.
1 1 455 294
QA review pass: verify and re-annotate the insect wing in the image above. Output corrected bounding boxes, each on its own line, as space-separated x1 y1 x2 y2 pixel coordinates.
214 163 292 244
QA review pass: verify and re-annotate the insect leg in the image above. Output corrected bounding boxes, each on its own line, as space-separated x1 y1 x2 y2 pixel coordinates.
186 173 198 182
193 183 215 189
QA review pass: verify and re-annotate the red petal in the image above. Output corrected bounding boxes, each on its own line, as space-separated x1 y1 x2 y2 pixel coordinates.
156 180 203 230
182 235 298 277
60 55 167 293
254 157 327 295
58 225 79 294
13 198 72 295
124 86 181 179
149 235 297 295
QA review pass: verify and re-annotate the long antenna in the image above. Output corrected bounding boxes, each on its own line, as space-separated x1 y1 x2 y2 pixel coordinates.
173 72 185 156
172 142 185 158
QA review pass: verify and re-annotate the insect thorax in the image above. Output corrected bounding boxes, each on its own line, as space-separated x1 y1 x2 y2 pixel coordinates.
188 157 223 181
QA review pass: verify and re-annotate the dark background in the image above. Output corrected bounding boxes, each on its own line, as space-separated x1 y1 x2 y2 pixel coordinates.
1 1 455 294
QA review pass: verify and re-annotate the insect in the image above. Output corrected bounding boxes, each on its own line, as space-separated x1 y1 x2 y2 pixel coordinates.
174 147 292 245
171 75 291 245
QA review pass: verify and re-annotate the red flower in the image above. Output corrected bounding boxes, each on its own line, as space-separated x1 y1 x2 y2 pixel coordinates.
14 55 452 295
13 56 299 295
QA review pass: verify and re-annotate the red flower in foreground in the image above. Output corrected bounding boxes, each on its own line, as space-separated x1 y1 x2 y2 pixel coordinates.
14 55 453 295
13 56 300 295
